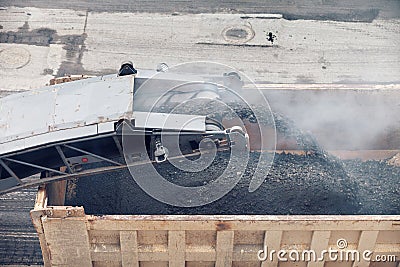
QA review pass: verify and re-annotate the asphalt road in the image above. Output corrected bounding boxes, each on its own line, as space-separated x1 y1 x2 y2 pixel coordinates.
2 0 400 21
0 178 43 266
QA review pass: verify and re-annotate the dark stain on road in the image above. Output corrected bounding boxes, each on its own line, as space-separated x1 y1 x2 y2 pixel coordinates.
0 21 87 77
283 8 380 22
296 75 315 83
41 68 54 75
0 22 56 46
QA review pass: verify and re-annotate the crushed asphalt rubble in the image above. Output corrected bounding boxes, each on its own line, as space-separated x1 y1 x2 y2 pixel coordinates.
66 105 399 215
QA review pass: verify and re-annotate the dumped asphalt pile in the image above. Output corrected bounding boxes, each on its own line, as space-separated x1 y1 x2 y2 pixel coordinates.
65 151 354 215
65 150 400 215
343 159 400 214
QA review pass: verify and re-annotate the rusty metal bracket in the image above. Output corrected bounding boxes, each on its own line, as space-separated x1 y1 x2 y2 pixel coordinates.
45 206 85 218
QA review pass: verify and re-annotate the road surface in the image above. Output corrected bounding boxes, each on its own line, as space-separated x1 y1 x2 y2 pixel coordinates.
0 2 399 91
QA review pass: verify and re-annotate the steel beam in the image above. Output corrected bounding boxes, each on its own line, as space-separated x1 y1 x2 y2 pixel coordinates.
56 145 74 173
3 158 66 176
63 144 123 166
0 159 23 185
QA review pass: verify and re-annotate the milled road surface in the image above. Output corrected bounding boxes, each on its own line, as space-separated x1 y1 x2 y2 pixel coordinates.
2 0 400 20
0 178 43 265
